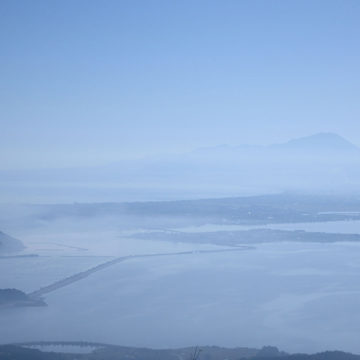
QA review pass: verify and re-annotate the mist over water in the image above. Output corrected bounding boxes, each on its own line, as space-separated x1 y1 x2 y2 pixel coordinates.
2 1 360 358
2 196 360 355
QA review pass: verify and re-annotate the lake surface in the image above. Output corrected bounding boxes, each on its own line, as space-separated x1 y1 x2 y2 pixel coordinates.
2 241 360 354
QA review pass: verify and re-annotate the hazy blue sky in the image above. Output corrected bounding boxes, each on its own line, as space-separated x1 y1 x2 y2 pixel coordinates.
1 0 359 169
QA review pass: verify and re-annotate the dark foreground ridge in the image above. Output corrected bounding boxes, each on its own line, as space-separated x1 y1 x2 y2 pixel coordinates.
2 343 360 360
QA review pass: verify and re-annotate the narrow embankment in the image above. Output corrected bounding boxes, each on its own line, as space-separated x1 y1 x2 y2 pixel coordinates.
28 247 251 299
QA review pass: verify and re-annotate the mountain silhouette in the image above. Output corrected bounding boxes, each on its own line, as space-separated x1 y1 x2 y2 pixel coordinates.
271 133 359 152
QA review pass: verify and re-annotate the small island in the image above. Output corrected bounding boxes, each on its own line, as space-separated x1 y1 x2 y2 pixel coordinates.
0 289 46 308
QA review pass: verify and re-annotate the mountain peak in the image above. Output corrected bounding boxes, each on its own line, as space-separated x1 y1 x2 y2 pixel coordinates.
275 133 358 151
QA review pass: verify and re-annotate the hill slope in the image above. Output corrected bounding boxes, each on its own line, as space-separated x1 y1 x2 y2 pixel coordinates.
0 231 25 254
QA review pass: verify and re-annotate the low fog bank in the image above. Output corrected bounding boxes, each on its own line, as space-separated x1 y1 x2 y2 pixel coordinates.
2 193 360 255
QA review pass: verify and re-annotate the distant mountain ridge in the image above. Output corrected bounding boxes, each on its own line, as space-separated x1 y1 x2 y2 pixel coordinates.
194 133 359 154
271 133 359 151
1 132 360 202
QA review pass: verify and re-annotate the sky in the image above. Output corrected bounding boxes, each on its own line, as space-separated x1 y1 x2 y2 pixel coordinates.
1 0 360 169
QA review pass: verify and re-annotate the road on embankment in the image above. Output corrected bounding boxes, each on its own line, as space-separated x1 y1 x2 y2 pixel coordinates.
28 247 252 299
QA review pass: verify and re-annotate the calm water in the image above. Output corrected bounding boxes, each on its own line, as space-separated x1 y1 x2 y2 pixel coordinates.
2 242 360 354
